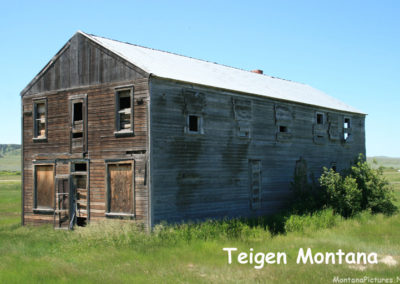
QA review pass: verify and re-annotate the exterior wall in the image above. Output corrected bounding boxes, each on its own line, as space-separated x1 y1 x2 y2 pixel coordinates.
21 34 150 227
149 77 366 225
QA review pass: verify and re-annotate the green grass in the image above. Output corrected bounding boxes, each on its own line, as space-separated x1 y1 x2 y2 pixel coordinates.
368 156 400 170
0 169 399 283
0 146 20 172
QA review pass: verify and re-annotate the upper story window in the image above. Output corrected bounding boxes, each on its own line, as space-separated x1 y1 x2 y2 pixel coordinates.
185 114 204 134
69 94 87 153
343 117 351 141
115 86 134 137
33 99 47 140
316 112 324 125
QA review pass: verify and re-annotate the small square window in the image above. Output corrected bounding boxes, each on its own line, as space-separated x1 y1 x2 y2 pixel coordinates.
186 114 203 134
279 126 288 133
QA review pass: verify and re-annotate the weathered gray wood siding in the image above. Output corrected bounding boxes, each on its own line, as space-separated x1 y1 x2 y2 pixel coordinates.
22 34 150 227
149 77 365 224
22 33 147 96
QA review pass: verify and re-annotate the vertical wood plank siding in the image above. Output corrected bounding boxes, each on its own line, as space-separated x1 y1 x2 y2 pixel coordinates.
22 34 149 226
150 77 366 224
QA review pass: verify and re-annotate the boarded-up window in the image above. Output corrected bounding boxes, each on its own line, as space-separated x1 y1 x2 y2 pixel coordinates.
108 163 133 214
35 165 54 209
33 100 47 139
249 160 261 210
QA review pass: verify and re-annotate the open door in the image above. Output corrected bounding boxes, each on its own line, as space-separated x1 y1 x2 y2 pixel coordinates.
54 175 70 229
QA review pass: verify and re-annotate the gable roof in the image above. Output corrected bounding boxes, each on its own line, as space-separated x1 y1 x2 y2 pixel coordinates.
27 30 365 114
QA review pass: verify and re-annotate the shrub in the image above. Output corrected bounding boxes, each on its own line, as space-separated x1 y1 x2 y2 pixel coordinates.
291 154 397 218
318 154 397 217
319 168 362 217
347 155 397 215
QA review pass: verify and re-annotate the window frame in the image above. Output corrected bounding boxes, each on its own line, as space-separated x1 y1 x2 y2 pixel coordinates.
316 112 325 125
185 113 204 135
33 162 55 214
114 86 135 137
343 116 352 142
69 94 88 152
33 98 48 141
105 159 135 218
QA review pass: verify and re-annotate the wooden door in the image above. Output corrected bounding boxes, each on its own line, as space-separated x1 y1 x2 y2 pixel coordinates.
108 164 133 214
55 176 70 228
36 165 54 209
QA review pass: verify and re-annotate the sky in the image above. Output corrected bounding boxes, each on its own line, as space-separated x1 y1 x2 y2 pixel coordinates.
0 0 399 157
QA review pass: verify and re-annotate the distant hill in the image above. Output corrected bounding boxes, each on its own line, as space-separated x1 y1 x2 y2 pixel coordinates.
367 156 400 169
0 144 21 171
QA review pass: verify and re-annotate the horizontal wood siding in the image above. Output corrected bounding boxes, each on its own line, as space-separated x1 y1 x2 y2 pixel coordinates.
150 78 366 224
22 36 150 227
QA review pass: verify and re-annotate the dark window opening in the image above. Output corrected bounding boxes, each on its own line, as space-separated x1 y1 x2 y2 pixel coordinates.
189 115 199 132
279 126 288 133
116 89 133 131
74 163 87 172
344 118 351 129
331 162 337 172
73 102 83 122
317 113 324 124
72 132 83 139
119 94 131 110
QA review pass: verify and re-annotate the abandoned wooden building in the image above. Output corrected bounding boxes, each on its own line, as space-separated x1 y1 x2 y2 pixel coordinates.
21 31 366 229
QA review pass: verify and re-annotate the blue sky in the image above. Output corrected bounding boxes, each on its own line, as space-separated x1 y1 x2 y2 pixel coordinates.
0 0 399 157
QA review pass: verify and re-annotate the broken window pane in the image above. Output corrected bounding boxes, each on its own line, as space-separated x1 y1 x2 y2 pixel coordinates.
34 102 46 138
116 89 132 131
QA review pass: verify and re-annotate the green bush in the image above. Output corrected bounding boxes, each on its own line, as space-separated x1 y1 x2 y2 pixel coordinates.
291 154 397 218
319 154 397 217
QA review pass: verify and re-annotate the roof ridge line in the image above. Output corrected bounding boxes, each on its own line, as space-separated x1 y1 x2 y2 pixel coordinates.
79 31 301 85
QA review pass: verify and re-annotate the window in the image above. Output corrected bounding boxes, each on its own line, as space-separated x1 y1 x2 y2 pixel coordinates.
331 162 337 172
115 86 134 136
106 161 134 216
343 117 351 141
186 114 203 134
69 95 87 152
34 164 54 211
33 99 47 139
279 125 288 133
189 115 198 132
73 102 83 122
316 113 324 125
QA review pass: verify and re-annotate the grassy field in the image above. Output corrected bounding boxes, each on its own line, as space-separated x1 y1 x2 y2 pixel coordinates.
367 156 400 169
0 171 399 283
0 145 20 172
